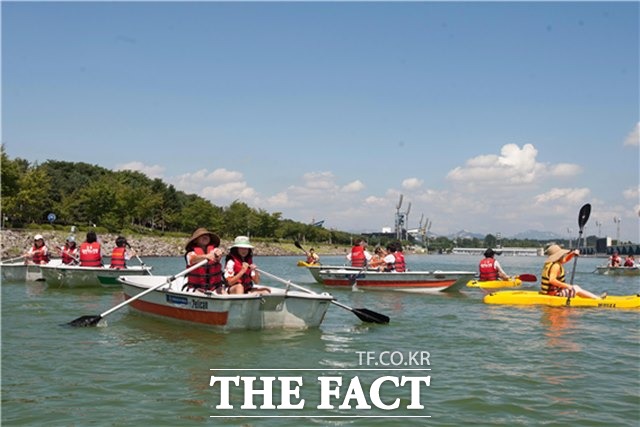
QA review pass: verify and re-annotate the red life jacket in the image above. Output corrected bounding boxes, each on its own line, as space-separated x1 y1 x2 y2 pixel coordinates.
393 252 406 272
61 247 77 265
31 245 50 264
185 246 223 291
110 247 127 269
624 258 635 267
479 258 498 281
229 253 254 292
79 242 102 267
350 246 366 267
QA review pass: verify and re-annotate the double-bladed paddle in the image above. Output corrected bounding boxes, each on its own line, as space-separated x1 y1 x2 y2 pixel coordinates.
516 274 537 282
294 240 307 254
258 269 389 324
567 203 591 304
67 259 208 327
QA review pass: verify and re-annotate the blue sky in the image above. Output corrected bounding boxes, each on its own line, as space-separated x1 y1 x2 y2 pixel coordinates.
3 2 639 242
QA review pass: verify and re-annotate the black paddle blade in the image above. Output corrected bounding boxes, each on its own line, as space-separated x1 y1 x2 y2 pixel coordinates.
294 240 304 250
68 315 103 327
518 274 537 282
352 308 390 324
578 203 591 230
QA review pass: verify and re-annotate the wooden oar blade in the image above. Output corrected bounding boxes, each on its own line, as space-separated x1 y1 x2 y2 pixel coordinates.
352 308 390 324
67 315 103 327
517 274 537 282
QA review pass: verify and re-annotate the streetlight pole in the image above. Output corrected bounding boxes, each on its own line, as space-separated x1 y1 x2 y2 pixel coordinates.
613 216 621 244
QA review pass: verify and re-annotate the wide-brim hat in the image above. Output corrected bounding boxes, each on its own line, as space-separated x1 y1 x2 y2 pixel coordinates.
185 228 220 250
231 235 254 249
545 244 569 262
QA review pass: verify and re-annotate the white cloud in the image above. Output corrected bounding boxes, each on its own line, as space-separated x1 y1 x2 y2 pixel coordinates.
342 180 364 192
623 185 640 200
623 122 639 147
116 161 165 179
534 187 590 204
201 182 256 201
402 178 423 190
446 143 580 187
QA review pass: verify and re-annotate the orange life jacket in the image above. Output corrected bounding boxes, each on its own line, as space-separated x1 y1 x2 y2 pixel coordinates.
79 242 102 267
479 258 498 281
185 246 223 291
110 247 127 269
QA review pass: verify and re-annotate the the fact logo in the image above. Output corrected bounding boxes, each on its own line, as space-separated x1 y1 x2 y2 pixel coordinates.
209 351 431 414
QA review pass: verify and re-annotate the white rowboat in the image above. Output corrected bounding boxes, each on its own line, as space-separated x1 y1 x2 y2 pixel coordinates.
117 275 333 330
39 264 152 287
1 259 63 282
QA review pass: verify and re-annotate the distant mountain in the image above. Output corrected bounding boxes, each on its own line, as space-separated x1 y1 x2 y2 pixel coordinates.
510 230 563 240
448 230 486 240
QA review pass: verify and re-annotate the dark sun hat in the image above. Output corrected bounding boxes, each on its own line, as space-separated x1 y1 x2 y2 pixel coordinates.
185 228 220 250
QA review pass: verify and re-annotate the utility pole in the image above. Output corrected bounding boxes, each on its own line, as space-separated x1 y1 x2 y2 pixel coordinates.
395 194 403 241
613 216 621 243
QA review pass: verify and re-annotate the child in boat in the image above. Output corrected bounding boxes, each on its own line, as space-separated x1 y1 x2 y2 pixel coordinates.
382 242 406 272
79 231 103 267
224 236 270 295
540 244 605 299
184 228 225 294
609 251 622 267
60 236 79 265
109 236 135 269
346 238 372 267
24 234 50 265
369 246 388 270
623 254 636 267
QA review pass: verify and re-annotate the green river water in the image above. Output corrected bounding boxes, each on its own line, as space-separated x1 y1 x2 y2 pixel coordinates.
2 254 638 426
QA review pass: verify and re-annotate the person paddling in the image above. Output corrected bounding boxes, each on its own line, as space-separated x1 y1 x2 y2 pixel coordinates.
184 228 225 294
60 236 79 265
540 244 605 299
24 234 50 265
478 248 509 281
224 236 270 295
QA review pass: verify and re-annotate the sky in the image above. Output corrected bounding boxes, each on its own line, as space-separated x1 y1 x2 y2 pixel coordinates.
2 1 639 242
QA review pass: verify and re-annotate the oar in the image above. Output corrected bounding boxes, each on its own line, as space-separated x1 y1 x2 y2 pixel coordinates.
1 255 25 264
257 269 390 324
67 259 208 327
516 274 537 282
126 242 151 274
568 203 591 304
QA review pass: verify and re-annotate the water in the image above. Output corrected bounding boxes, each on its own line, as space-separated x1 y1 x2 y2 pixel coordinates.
2 255 639 426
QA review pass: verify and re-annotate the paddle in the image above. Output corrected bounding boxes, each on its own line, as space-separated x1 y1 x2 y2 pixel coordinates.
516 274 537 282
257 269 390 324
126 242 151 274
294 240 307 254
1 255 26 264
567 203 591 304
67 259 208 327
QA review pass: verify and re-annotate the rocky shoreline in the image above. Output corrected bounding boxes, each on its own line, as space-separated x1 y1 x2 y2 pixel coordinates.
0 229 348 259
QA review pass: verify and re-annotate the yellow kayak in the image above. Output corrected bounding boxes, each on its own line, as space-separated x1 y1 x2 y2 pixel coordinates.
297 261 319 267
484 290 640 309
467 278 522 289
